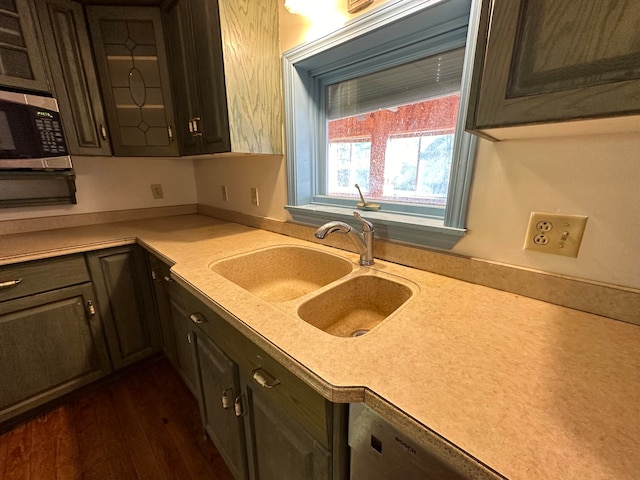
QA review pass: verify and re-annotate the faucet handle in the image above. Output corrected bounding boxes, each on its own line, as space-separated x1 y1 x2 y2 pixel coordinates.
353 211 374 232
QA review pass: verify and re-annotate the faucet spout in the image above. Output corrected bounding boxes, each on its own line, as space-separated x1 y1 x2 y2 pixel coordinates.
314 212 375 266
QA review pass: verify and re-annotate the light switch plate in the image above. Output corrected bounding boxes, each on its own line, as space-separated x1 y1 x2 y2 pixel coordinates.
524 212 588 257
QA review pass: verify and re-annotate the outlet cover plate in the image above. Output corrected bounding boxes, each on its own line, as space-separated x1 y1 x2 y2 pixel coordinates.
524 212 588 257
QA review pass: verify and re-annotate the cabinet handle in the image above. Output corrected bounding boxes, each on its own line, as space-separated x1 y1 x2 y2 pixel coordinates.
234 396 243 417
188 119 195 133
86 300 96 316
168 125 174 141
163 275 172 283
0 278 22 289
189 312 207 324
100 124 107 140
221 388 233 409
252 368 280 389
187 333 192 344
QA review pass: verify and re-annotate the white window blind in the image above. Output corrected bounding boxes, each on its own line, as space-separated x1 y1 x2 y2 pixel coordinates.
326 47 465 120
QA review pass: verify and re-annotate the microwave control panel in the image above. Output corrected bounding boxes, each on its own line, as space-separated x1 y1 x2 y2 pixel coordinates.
32 106 67 156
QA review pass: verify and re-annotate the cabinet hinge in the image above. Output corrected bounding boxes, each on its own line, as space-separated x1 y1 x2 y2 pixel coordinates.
234 395 244 417
192 117 202 136
221 388 233 409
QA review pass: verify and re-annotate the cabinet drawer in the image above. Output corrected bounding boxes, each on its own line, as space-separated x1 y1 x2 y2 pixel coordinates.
0 255 90 303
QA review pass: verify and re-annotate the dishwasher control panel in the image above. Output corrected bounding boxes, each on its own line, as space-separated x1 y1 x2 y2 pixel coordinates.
348 403 476 480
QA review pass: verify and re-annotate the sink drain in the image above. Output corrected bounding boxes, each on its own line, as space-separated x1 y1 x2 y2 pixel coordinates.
350 329 369 337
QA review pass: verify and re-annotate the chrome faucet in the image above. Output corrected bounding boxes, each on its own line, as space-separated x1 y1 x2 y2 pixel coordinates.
314 211 375 266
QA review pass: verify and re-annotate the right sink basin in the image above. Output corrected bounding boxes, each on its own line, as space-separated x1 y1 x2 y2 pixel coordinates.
297 275 414 337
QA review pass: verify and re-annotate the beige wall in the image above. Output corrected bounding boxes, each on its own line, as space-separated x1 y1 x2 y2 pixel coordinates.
0 156 198 221
2 1 636 291
195 1 640 290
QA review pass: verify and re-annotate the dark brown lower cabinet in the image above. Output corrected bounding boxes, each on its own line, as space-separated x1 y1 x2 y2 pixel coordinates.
87 245 160 370
196 332 248 480
242 371 333 480
0 283 111 423
181 288 349 480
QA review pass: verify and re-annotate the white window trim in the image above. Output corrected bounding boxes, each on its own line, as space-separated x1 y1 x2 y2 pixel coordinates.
283 0 481 250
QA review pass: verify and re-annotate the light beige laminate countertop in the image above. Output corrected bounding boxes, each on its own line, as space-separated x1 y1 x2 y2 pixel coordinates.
1 214 638 480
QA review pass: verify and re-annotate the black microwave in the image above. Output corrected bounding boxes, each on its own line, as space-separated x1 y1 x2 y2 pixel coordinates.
0 90 72 170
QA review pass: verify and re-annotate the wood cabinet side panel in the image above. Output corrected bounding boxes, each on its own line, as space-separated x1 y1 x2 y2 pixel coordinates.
218 0 283 154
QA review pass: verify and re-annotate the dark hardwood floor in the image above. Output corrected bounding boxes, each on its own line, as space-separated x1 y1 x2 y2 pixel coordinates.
0 358 235 480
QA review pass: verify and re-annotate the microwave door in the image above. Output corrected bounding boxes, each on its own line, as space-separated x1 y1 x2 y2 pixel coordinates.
0 111 16 153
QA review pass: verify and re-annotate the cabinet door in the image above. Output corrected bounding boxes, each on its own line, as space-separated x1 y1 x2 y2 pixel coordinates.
468 0 640 133
35 0 111 156
162 0 230 155
168 292 199 395
87 6 179 157
161 0 200 155
147 253 177 365
87 246 160 370
0 0 49 92
242 371 332 480
196 333 248 480
0 283 112 423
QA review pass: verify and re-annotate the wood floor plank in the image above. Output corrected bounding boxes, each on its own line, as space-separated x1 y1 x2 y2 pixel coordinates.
119 365 195 480
140 361 234 480
1 421 31 480
0 358 235 480
107 378 169 480
28 412 56 480
52 405 82 480
72 389 137 480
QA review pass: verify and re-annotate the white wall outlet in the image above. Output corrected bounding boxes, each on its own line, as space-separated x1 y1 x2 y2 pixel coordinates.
221 185 228 202
250 187 259 206
150 184 163 199
524 212 588 257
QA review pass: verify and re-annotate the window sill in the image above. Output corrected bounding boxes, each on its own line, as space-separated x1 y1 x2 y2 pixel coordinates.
285 204 466 250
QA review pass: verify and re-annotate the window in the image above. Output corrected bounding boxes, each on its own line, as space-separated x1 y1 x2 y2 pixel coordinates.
283 0 480 249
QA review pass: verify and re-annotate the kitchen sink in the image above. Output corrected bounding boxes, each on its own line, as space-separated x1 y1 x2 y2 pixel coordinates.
297 275 414 337
210 245 353 302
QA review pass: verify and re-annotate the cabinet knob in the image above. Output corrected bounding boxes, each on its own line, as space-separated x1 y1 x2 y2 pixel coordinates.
86 300 96 316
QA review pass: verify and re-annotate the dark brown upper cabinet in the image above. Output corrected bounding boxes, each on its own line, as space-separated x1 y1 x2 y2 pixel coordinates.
163 0 282 155
0 0 50 93
466 0 640 141
162 0 230 155
86 5 179 156
35 0 112 156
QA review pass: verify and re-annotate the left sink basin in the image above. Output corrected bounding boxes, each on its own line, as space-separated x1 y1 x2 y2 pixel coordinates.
210 245 353 302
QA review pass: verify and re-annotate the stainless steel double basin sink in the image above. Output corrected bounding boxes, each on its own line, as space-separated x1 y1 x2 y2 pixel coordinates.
210 245 417 338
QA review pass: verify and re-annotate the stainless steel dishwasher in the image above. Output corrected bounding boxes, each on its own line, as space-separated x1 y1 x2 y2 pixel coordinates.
349 403 471 479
